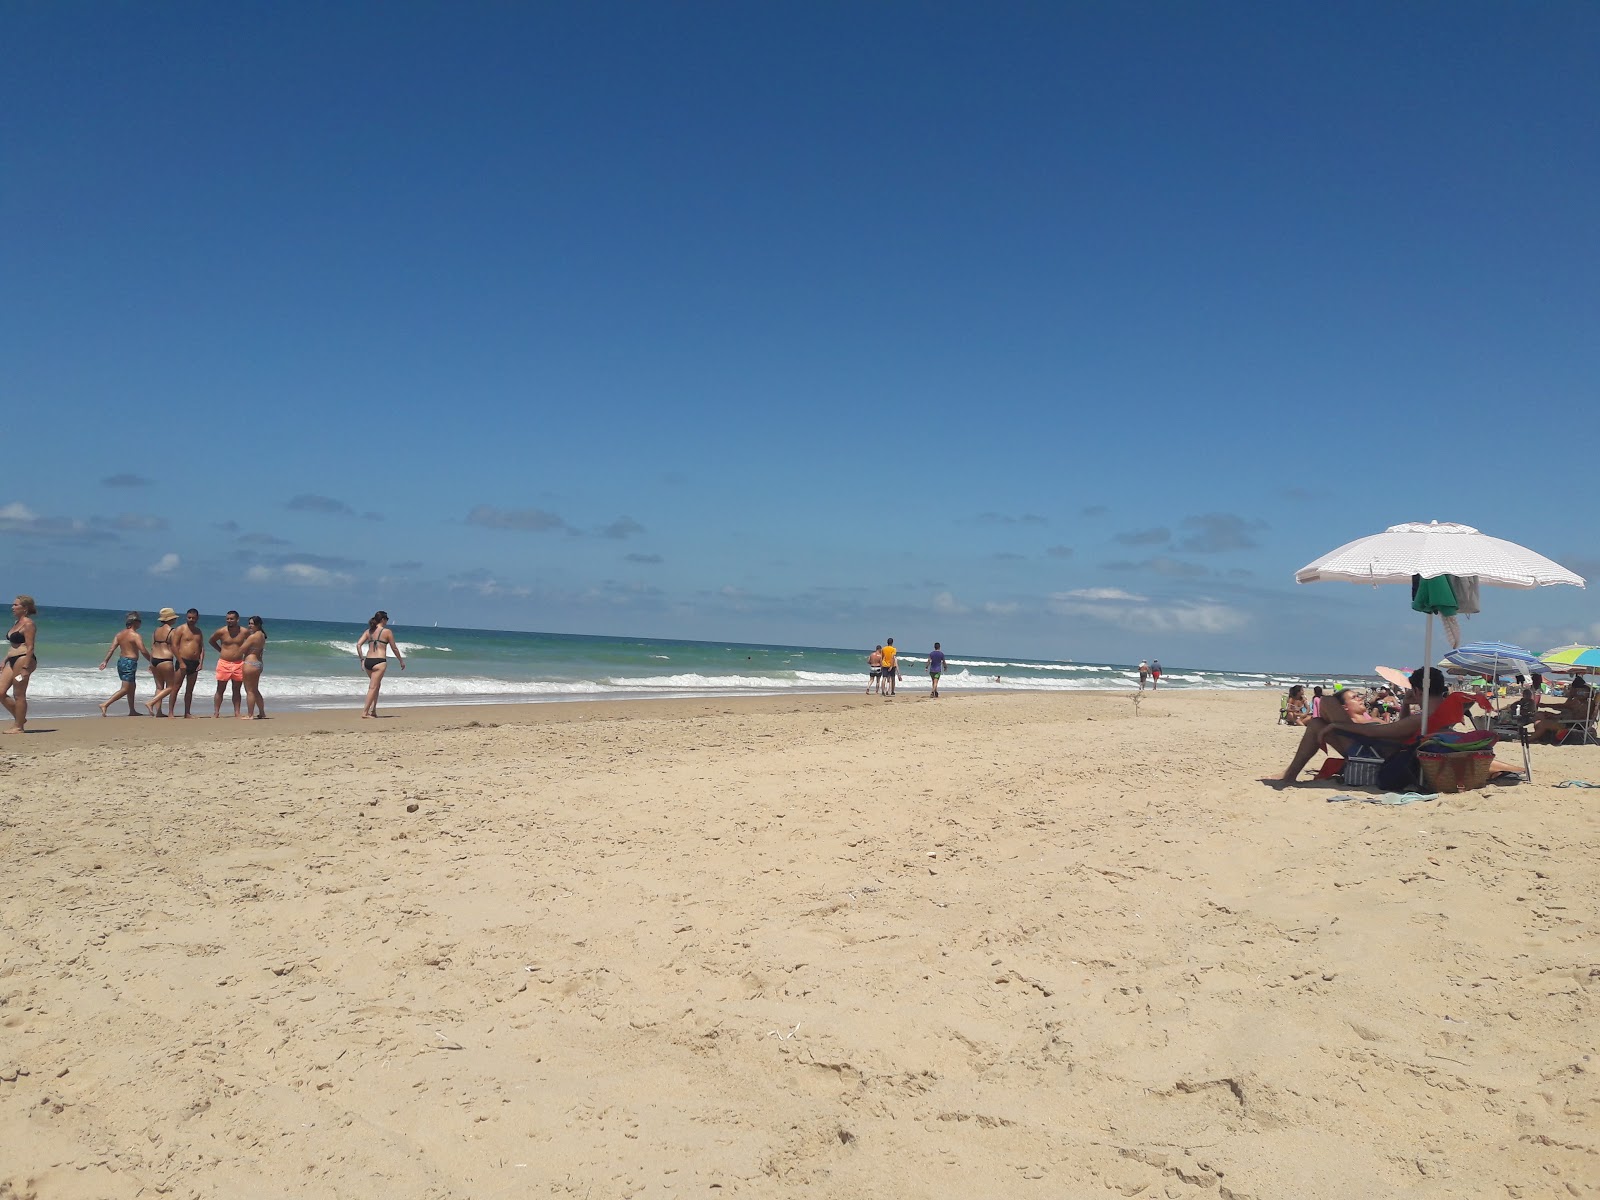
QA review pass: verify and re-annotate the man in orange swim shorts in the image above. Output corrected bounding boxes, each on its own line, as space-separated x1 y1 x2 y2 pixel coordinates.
210 610 250 718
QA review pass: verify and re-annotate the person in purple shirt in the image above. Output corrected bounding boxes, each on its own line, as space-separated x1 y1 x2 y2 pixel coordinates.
927 642 946 698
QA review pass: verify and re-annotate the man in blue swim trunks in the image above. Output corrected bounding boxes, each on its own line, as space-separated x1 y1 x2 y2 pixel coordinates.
98 611 152 717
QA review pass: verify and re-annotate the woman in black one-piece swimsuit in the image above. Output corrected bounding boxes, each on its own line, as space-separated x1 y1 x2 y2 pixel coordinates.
1 594 38 734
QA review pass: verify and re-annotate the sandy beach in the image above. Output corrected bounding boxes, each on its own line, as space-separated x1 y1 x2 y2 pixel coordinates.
2 690 1596 1199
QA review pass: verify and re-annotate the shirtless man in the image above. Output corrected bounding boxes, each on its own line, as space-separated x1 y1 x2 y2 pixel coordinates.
211 610 250 718
866 645 883 694
170 608 206 717
98 612 151 716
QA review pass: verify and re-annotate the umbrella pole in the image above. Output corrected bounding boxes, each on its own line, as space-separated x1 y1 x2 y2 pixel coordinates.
1421 613 1434 736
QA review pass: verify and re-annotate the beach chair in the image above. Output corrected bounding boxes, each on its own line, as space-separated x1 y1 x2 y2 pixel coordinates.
1556 692 1598 745
1488 708 1535 783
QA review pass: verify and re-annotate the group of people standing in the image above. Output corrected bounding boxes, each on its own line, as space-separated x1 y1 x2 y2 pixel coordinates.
0 597 409 731
1137 659 1162 690
865 638 948 698
97 607 264 719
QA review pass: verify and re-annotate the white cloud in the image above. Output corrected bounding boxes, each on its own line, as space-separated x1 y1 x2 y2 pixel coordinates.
447 576 530 599
247 562 355 588
148 553 180 576
1062 587 1146 602
0 501 106 541
933 591 969 615
1050 591 1248 635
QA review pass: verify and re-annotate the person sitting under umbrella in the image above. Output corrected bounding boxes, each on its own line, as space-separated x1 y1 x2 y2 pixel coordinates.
1264 668 1507 788
1531 674 1593 742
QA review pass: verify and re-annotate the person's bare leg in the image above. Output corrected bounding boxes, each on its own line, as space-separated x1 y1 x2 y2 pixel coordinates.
180 671 196 717
243 667 264 719
146 663 174 715
1263 719 1336 787
363 662 387 717
101 681 132 717
214 681 226 717
230 681 242 718
5 675 28 732
126 677 141 715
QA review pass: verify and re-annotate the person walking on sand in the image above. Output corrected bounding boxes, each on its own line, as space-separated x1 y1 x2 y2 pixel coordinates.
927 642 946 698
866 645 884 694
98 612 151 716
241 615 267 719
1150 659 1162 689
0 594 39 734
144 607 179 716
356 610 405 717
1137 660 1149 691
880 638 898 697
210 610 249 718
170 608 205 717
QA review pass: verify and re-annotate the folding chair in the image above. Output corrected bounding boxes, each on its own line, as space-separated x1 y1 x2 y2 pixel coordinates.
1556 691 1598 745
1489 694 1538 782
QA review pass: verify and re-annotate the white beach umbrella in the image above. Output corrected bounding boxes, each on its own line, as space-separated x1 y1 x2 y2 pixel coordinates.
1296 521 1585 731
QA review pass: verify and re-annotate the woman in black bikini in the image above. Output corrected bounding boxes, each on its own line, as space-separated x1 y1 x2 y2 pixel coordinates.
145 607 179 716
0 594 38 734
355 610 405 718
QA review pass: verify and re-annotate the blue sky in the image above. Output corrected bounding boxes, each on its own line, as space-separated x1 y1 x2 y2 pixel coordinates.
3 3 1596 671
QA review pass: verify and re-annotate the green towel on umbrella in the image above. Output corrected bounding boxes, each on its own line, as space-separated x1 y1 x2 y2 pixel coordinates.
1412 574 1458 616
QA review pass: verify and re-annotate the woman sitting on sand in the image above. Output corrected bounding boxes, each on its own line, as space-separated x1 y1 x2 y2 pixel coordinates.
355 610 405 718
1338 688 1381 724
1284 685 1310 725
0 594 37 734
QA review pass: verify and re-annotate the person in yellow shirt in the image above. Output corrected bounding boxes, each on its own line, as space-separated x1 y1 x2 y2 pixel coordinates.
880 638 898 697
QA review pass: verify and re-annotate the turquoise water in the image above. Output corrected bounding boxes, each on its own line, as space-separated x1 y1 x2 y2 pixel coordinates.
14 606 1311 715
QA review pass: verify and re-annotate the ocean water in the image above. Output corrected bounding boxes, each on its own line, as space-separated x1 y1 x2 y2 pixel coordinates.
12 606 1323 716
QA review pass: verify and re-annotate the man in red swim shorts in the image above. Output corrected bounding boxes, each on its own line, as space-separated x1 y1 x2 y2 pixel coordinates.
210 610 250 718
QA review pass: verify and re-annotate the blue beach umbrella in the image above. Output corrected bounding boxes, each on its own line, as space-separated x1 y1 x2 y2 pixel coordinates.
1441 641 1547 680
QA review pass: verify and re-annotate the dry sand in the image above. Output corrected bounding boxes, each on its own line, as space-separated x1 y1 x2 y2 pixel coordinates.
1 691 1596 1199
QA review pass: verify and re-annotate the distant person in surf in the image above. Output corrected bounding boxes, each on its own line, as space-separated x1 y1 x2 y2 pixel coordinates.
880 638 898 697
927 642 945 698
356 610 405 718
1150 659 1162 689
1137 660 1149 690
867 645 884 694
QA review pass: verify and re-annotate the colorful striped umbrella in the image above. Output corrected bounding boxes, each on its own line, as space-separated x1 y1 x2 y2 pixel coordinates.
1442 641 1547 679
1540 644 1600 672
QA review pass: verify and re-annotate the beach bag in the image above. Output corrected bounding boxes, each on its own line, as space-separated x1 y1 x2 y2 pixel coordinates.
1377 747 1422 792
